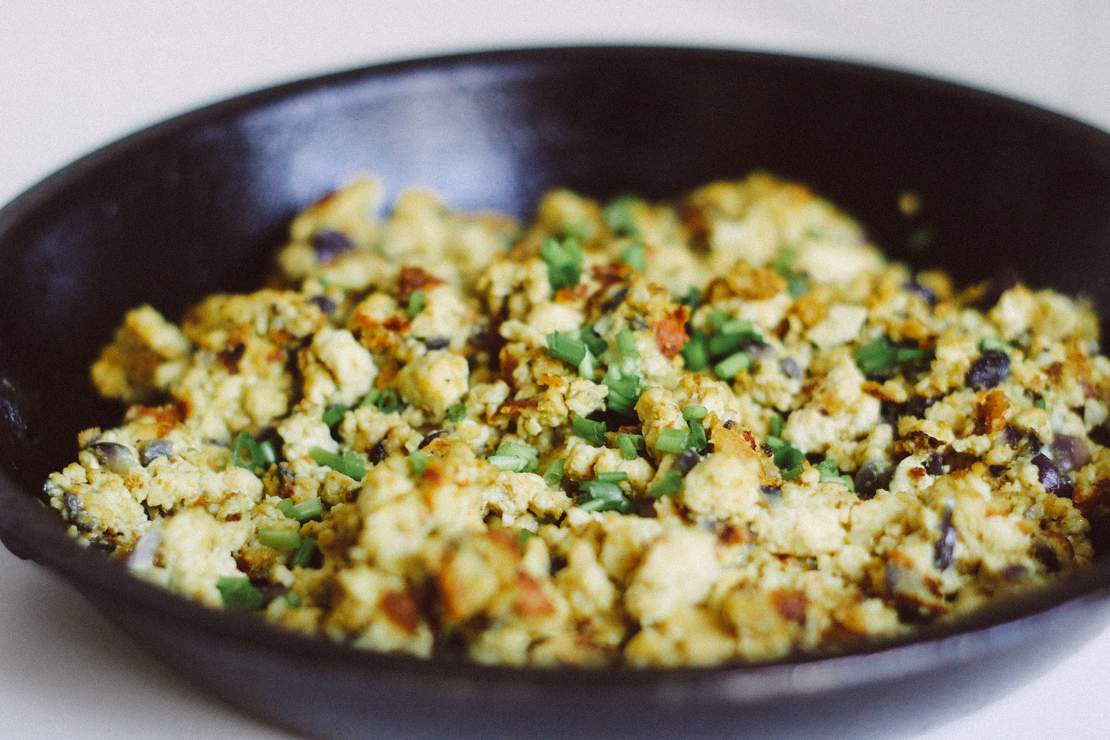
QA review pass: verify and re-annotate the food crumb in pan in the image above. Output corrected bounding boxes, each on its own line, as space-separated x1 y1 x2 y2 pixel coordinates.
43 172 1110 668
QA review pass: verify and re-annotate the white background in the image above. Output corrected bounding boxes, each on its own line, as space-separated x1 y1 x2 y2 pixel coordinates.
2 2 1110 737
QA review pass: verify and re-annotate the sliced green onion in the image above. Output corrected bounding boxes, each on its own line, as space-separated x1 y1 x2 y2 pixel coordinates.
677 286 702 310
616 329 639 360
654 428 689 455
649 468 683 498
279 497 325 523
714 351 751 380
707 309 731 334
542 458 565 487
817 459 855 489
682 405 707 421
406 290 426 318
580 326 609 357
488 441 539 473
769 413 783 438
446 402 467 422
539 237 583 291
619 242 647 272
547 331 588 367
596 470 628 483
767 437 805 481
1034 396 1047 410
854 336 928 379
603 195 642 237
578 479 631 513
787 274 809 297
517 528 535 548
217 576 262 613
618 433 644 460
681 332 710 371
323 405 346 428
230 432 275 474
979 336 1007 353
374 388 400 414
409 450 430 475
284 591 302 608
258 528 301 551
772 247 798 277
688 419 707 453
309 447 367 481
292 537 317 567
604 365 641 413
572 414 607 446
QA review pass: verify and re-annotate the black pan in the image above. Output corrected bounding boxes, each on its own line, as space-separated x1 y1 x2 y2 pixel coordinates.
2 46 1110 738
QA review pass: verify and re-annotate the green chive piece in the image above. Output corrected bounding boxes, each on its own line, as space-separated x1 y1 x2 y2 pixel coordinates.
580 326 609 357
360 388 381 407
542 458 565 487
714 351 751 380
619 242 647 272
518 528 535 548
374 388 400 414
616 329 639 360
767 437 805 481
649 468 683 498
292 537 317 567
854 336 928 379
488 441 539 473
772 247 798 277
596 471 629 483
308 447 367 481
217 576 262 613
547 331 588 367
707 309 731 333
409 450 430 475
682 405 707 421
617 433 644 460
446 402 467 422
688 419 707 453
654 428 689 455
406 290 426 318
571 414 608 446
677 286 702 310
578 479 631 513
539 237 584 291
278 497 324 523
562 220 591 242
323 405 346 428
258 528 301 551
230 432 274 475
769 414 783 438
787 274 809 297
817 459 855 490
284 591 302 608
603 195 642 237
1034 396 1047 410
681 332 710 371
604 365 641 413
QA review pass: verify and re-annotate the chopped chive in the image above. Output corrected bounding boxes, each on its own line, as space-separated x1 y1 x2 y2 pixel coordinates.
539 237 583 291
409 450 430 475
787 274 809 297
517 528 535 548
596 471 629 483
308 447 367 481
817 459 855 490
681 332 710 371
687 419 707 453
323 405 346 428
542 458 565 487
604 365 641 413
217 576 262 612
649 468 683 498
578 478 631 513
767 437 805 481
374 388 400 413
258 528 301 551
682 405 707 421
278 497 324 523
571 414 608 446
769 414 783 438
1034 396 1047 410
714 351 751 380
654 428 689 455
618 433 644 460
230 432 275 475
562 220 591 242
488 441 539 472
446 402 467 422
284 591 302 608
619 242 647 272
616 329 639 360
292 537 317 567
547 331 588 367
677 286 702 309
772 247 798 277
603 195 642 237
707 309 731 333
978 336 1007 353
580 326 609 357
406 290 426 318
360 388 381 407
854 336 928 379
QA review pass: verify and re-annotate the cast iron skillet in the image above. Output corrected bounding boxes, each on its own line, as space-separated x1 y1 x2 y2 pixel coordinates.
2 46 1110 738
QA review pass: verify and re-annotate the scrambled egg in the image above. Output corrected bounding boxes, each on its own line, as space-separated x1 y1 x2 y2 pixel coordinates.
44 173 1110 667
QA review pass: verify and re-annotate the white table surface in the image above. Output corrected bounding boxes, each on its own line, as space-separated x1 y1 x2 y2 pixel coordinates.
3 2 1110 737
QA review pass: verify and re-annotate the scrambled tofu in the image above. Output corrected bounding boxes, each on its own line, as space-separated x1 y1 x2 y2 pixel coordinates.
45 173 1110 667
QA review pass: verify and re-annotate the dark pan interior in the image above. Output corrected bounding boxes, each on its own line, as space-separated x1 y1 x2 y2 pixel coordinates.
2 47 1110 737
